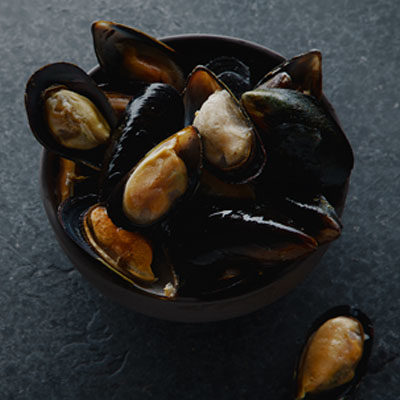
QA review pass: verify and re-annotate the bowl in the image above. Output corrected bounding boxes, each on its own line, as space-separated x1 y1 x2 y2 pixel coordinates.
40 34 348 322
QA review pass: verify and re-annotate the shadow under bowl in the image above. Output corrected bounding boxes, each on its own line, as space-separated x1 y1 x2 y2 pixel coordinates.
40 34 348 322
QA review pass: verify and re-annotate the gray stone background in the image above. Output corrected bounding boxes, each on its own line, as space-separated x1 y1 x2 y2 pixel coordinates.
1 0 399 398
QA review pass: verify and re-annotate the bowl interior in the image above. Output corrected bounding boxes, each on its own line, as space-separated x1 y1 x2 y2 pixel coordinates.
41 34 347 322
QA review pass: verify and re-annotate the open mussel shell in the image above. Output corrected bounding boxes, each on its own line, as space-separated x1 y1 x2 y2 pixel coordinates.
256 50 322 99
25 62 118 170
294 305 373 400
107 125 202 230
58 194 178 297
91 20 185 91
183 65 266 184
100 82 184 200
205 56 251 98
241 88 354 195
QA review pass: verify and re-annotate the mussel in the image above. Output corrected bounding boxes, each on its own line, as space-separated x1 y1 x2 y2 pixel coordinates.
107 126 202 229
241 88 354 195
92 20 185 91
58 194 178 297
256 50 322 99
184 66 266 184
25 62 118 170
100 82 184 200
294 305 373 400
163 192 342 297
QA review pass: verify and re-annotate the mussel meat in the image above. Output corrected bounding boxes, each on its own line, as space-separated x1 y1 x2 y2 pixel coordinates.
100 82 184 200
58 194 178 296
184 66 266 183
295 306 373 400
107 125 202 229
25 62 118 170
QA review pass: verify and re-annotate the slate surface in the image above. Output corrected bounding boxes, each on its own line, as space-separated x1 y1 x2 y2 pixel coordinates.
1 0 399 399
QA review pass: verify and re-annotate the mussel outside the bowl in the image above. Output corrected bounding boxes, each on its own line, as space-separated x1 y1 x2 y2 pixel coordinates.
294 305 373 400
25 62 118 170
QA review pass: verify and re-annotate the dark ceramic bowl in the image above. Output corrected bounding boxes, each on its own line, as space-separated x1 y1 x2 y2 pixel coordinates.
40 34 348 322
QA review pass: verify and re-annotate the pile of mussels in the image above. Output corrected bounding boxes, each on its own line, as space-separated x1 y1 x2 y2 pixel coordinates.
25 21 354 300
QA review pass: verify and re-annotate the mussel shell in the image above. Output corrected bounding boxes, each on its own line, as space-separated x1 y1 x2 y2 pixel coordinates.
91 20 185 91
164 198 319 266
25 62 118 170
205 56 251 98
100 83 184 200
294 305 373 400
57 194 178 297
163 197 321 298
241 88 354 195
256 50 322 99
271 195 342 245
183 65 266 184
106 126 202 230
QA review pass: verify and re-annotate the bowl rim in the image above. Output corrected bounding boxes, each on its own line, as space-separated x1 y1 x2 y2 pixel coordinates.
40 33 347 322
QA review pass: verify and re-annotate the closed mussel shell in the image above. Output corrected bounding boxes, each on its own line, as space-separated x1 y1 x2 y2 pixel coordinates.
183 65 266 184
100 82 184 200
107 125 202 231
166 198 318 268
25 62 118 170
241 88 354 195
91 20 185 91
164 197 319 297
294 305 373 400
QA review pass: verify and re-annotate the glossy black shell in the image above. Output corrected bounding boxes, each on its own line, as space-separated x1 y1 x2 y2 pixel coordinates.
205 56 251 98
100 82 184 200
